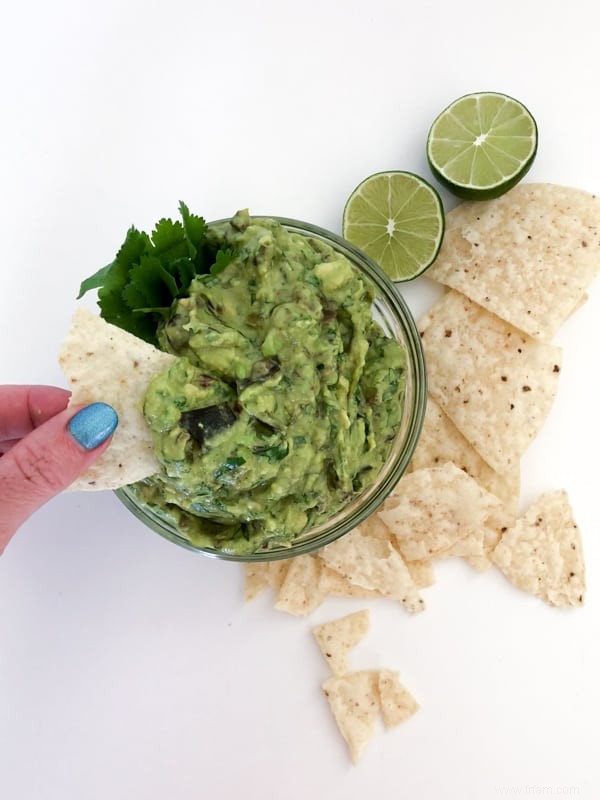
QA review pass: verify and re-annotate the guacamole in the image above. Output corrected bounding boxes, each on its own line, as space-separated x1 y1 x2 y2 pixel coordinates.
128 210 407 554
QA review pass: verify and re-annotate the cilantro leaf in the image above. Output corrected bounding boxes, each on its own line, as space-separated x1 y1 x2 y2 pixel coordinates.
77 203 217 345
77 262 112 300
151 218 189 265
179 201 207 260
210 248 234 276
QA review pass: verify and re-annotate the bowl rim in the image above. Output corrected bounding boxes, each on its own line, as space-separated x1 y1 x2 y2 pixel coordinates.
115 214 427 562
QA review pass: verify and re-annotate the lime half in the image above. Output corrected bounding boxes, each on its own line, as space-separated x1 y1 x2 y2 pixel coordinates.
427 92 538 200
342 171 445 282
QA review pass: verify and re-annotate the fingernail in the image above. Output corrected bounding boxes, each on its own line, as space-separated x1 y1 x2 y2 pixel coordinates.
68 403 119 450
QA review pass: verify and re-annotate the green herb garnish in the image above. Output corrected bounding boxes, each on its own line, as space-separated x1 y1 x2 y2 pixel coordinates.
78 202 231 345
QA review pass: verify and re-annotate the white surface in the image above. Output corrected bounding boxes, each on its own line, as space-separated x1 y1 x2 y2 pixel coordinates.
1 1 599 798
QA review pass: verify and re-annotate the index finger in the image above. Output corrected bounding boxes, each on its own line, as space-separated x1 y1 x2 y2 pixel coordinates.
0 386 71 441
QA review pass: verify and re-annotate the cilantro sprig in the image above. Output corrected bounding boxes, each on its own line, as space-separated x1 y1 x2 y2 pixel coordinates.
78 202 233 345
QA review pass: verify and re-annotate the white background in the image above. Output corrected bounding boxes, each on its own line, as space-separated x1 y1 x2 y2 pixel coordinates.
1 1 599 798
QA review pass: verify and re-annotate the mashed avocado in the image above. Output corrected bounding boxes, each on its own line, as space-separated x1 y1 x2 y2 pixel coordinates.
129 210 406 555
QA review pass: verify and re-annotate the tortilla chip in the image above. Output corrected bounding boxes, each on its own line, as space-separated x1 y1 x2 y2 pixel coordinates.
405 559 436 588
268 560 293 591
242 563 270 601
59 309 176 490
427 183 600 341
243 559 294 602
406 395 520 514
274 555 323 616
443 531 493 571
419 291 562 474
377 670 419 729
492 490 585 607
380 463 512 565
312 610 370 676
320 525 425 614
322 671 380 763
318 563 382 599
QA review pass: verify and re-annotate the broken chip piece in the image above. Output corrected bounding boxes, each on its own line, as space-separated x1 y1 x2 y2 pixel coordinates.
312 610 370 677
492 490 585 607
377 670 420 729
322 671 380 764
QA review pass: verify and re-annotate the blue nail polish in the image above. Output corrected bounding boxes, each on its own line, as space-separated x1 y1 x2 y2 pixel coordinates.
68 402 119 450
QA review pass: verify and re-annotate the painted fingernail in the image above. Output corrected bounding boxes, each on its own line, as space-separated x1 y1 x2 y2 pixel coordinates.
68 403 119 450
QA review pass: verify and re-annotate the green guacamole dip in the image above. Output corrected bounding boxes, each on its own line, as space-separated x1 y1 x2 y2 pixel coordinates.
129 210 407 555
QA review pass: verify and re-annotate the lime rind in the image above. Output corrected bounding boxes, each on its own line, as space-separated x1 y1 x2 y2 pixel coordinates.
343 171 445 282
426 92 538 200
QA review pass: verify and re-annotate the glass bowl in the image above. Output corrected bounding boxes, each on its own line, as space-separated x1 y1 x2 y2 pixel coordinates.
115 216 426 562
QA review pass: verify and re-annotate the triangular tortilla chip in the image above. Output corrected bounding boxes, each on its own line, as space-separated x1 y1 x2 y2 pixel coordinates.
407 395 520 514
320 524 425 614
377 670 420 729
492 490 585 607
59 309 176 490
274 555 323 616
312 610 370 676
419 291 561 474
322 671 380 763
427 183 600 341
380 463 513 566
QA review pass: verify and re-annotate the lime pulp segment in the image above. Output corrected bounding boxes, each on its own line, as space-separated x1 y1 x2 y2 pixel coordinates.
343 171 445 282
427 92 537 200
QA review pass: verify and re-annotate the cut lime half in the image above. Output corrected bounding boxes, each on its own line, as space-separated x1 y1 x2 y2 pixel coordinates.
427 91 538 200
342 171 445 282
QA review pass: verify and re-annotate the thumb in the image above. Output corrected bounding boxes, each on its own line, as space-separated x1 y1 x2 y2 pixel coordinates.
0 402 118 553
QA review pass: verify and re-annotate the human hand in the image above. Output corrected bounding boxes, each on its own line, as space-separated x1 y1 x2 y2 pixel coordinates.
0 386 118 554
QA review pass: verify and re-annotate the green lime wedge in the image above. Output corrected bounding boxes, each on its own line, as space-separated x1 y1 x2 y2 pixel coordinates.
427 91 538 200
342 171 445 282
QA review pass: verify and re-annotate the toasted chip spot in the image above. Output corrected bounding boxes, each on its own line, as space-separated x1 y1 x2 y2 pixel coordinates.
312 610 370 676
492 490 585 607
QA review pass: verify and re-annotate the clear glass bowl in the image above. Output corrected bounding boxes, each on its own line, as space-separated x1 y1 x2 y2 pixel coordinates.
115 217 427 562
